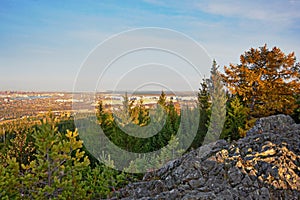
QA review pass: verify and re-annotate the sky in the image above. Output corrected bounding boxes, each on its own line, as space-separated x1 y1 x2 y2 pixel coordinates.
0 0 300 92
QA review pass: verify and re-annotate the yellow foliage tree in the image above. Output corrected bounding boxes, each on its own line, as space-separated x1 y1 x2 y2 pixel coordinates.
222 45 300 117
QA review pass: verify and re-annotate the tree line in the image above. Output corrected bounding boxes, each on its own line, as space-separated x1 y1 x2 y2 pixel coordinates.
0 45 299 199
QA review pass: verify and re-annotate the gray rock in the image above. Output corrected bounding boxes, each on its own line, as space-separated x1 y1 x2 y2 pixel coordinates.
228 167 244 186
113 114 300 200
182 191 216 200
242 175 253 187
247 114 295 137
259 187 270 200
188 178 205 188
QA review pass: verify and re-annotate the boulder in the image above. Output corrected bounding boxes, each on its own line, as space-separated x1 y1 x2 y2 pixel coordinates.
113 115 300 200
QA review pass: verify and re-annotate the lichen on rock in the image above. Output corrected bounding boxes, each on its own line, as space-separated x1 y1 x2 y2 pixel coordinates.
112 115 300 200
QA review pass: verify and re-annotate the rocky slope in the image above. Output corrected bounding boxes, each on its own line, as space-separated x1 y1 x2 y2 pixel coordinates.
113 114 300 200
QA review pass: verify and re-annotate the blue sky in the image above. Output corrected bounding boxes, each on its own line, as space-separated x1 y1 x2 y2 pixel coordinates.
1 0 300 91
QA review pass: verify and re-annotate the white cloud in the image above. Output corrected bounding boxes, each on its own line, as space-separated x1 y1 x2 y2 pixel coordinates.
196 0 300 24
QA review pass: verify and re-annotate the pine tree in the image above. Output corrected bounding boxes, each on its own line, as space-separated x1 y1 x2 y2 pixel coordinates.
20 116 90 199
167 98 179 133
204 60 227 144
198 79 210 111
157 90 167 108
221 96 248 141
0 157 21 198
222 45 300 117
191 79 210 149
136 98 150 126
114 92 132 127
96 100 105 125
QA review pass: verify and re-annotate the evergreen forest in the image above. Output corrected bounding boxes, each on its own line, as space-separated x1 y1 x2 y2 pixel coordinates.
0 45 299 199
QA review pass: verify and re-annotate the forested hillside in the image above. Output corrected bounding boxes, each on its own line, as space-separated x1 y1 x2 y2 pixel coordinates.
0 45 299 199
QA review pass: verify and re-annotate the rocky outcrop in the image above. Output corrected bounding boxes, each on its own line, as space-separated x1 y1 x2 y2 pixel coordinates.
113 114 300 200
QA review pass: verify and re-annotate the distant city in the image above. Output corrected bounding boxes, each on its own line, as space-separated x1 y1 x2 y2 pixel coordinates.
0 91 198 123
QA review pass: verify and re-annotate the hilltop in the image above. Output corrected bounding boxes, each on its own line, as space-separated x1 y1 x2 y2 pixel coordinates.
113 115 300 200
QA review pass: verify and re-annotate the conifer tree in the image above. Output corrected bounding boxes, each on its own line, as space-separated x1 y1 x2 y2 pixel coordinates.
157 90 167 108
191 79 210 149
222 45 300 117
198 80 210 111
204 60 227 144
0 114 92 199
96 100 105 125
167 98 179 133
221 96 248 141
21 116 90 199
136 98 150 126
115 92 132 126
